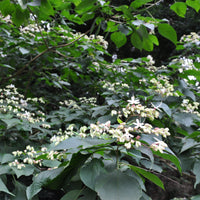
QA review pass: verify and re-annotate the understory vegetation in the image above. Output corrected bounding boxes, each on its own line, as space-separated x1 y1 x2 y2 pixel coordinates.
0 0 200 199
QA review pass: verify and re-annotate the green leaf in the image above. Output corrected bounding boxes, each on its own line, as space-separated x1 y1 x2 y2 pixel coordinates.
110 32 127 48
0 153 14 164
129 165 164 190
12 5 29 26
186 0 200 12
149 35 159 46
170 2 187 18
180 138 199 153
173 112 196 127
11 165 34 178
80 158 106 190
95 170 142 200
75 0 97 15
158 23 177 45
142 37 153 51
130 0 153 9
193 161 200 188
46 152 91 190
0 178 14 196
152 151 182 173
0 0 15 16
11 181 27 200
131 31 143 50
1 118 21 129
26 167 65 199
60 190 81 200
52 137 114 151
39 0 54 19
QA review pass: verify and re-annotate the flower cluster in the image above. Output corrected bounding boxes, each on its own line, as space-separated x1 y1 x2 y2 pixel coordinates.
0 84 50 129
52 96 170 153
181 99 200 117
150 75 179 97
102 81 129 92
180 32 200 46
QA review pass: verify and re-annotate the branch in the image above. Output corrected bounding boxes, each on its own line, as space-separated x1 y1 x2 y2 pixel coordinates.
0 29 90 85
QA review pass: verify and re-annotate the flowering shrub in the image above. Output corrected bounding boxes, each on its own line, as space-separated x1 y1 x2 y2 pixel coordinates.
0 1 200 198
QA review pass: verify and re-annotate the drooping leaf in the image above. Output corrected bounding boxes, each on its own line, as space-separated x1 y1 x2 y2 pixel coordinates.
170 2 187 18
129 165 164 189
95 170 142 200
153 151 182 173
158 23 177 45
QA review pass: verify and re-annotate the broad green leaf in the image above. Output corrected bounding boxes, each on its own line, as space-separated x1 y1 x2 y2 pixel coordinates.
130 0 153 9
0 178 14 196
142 37 153 51
193 161 200 188
52 137 114 151
158 23 177 45
80 158 106 190
129 165 164 189
0 0 15 16
26 167 65 199
11 165 34 178
12 5 29 26
180 138 199 153
60 190 81 200
95 170 142 200
1 118 21 129
110 32 127 48
0 153 14 164
173 112 198 127
170 2 187 18
186 0 200 12
131 31 143 50
75 0 97 15
39 0 54 19
153 151 182 173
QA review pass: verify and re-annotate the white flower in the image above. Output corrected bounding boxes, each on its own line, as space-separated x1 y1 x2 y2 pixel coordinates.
133 119 144 129
127 96 140 105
